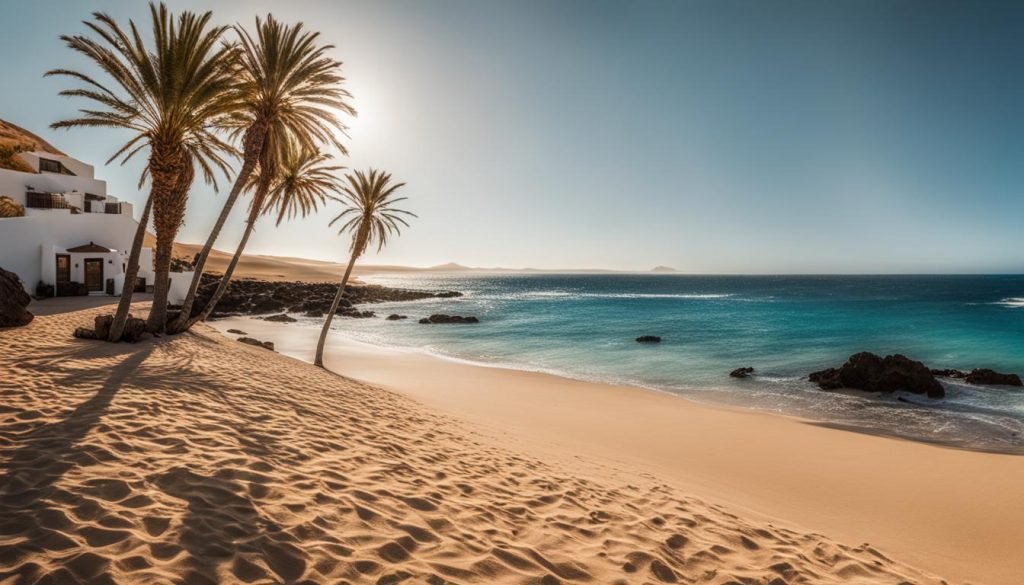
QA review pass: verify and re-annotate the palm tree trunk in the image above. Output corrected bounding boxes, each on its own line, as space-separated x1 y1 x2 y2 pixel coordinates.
146 156 192 333
147 232 175 333
314 247 362 368
182 183 270 329
171 125 267 332
146 164 190 336
107 196 153 341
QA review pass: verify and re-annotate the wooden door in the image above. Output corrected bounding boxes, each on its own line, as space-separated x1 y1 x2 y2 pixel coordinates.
84 258 104 291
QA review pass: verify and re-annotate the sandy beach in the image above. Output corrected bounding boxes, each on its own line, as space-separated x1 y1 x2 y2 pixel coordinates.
0 304 1015 584
216 316 1024 585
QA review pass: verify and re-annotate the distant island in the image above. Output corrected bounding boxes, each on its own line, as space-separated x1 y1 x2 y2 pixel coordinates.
651 265 678 273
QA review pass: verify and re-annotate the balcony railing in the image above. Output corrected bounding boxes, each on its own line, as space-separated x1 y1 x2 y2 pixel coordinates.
26 192 69 210
24 191 126 214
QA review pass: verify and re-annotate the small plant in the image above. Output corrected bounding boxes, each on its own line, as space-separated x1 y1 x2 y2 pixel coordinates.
0 195 25 217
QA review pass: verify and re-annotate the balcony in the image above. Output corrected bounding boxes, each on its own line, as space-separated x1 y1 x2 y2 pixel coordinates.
25 191 127 214
25 191 69 210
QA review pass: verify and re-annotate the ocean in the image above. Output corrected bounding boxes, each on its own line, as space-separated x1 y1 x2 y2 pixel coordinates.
314 274 1024 453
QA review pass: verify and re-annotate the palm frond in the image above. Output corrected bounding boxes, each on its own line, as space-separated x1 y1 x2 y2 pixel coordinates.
328 168 416 255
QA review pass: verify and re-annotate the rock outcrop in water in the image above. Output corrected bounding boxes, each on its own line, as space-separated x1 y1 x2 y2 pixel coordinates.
635 335 661 343
809 352 945 399
418 314 479 324
185 274 462 320
730 367 755 378
0 267 33 327
932 368 1023 387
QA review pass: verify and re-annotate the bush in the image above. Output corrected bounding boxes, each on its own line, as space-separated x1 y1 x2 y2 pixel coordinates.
56 281 88 297
35 281 54 298
0 195 25 218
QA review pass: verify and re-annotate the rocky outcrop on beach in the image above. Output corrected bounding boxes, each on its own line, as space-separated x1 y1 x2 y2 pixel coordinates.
238 336 275 351
932 368 1023 387
74 314 148 343
635 335 661 343
0 267 33 327
418 314 479 324
730 367 755 378
262 313 297 323
965 369 1023 386
386 314 408 320
809 352 945 399
187 274 462 320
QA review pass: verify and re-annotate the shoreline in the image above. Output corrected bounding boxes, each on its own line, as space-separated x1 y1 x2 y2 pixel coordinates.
221 313 1024 456
212 315 1024 585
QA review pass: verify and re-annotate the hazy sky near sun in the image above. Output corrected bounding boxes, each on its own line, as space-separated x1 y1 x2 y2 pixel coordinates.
1 0 1022 273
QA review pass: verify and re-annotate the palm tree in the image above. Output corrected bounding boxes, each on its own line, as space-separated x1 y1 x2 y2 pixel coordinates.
172 14 355 332
314 169 414 367
259 146 345 226
180 141 344 329
49 3 238 337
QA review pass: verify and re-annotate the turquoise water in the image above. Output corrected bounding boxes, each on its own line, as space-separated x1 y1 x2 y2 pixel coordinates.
317 274 1024 452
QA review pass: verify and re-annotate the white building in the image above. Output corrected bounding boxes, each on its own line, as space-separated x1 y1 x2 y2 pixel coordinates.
0 149 156 297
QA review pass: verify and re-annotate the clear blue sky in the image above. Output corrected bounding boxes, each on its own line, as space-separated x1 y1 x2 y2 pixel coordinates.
1 0 1021 273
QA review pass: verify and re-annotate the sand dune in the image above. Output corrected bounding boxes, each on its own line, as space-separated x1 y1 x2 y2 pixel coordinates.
143 237 349 283
151 239 444 283
0 308 953 584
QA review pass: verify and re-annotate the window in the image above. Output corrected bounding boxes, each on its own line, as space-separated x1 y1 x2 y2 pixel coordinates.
39 158 62 173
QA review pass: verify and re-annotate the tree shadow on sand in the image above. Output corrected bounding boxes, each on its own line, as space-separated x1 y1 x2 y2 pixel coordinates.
0 345 153 583
151 467 307 585
2 334 318 583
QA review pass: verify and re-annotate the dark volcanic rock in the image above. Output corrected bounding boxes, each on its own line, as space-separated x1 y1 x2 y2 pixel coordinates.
809 352 945 399
73 327 97 339
238 337 274 351
932 367 1021 387
0 267 33 327
930 368 967 379
249 295 286 315
226 328 247 335
635 335 661 343
122 317 148 342
338 309 375 318
386 314 408 321
730 367 755 378
89 314 147 342
187 274 461 320
418 314 479 324
262 313 297 323
964 368 1023 387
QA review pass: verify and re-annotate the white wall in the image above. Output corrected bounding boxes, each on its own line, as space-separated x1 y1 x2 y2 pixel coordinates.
0 218 43 292
18 151 96 178
168 271 195 304
0 211 153 294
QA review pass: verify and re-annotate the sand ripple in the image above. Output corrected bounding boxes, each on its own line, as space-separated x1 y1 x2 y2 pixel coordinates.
1 309 947 584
